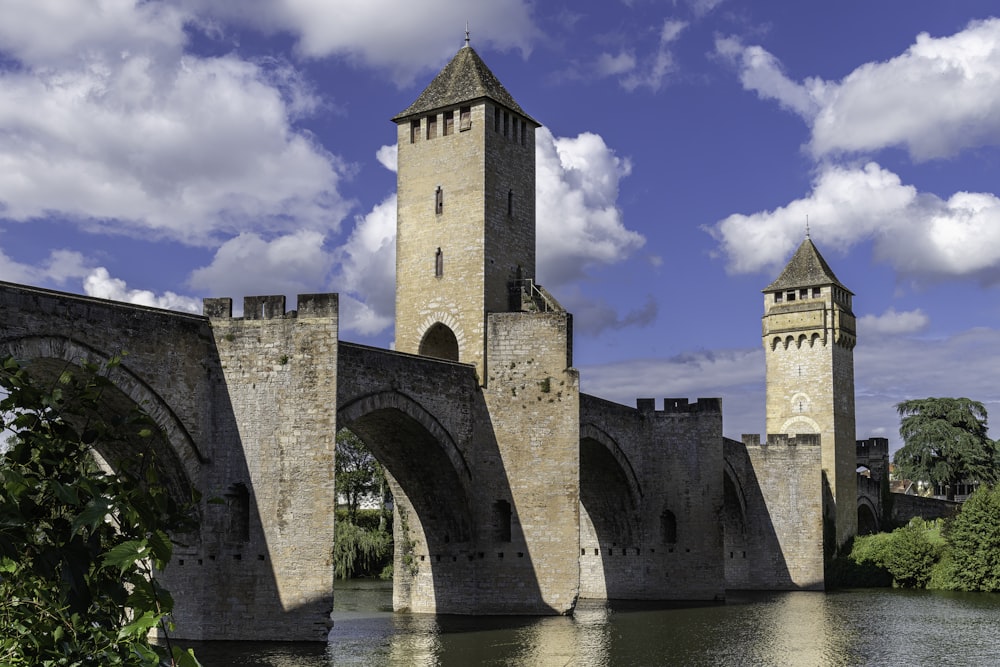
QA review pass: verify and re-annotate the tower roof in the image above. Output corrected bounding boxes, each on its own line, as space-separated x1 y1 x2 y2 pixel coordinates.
764 237 852 294
392 44 537 124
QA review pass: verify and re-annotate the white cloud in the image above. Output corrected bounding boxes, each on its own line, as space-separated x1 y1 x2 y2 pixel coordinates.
376 144 398 173
188 230 334 299
536 127 644 287
716 19 1000 160
858 309 929 336
621 19 687 92
0 5 350 246
0 248 90 287
329 196 397 336
83 267 200 313
185 0 541 85
596 51 637 77
714 36 823 119
708 162 1000 284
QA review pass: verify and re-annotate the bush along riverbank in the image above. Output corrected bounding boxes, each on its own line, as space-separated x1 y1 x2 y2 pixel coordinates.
829 485 1000 591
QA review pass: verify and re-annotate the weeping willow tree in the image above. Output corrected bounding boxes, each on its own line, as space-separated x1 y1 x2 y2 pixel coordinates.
334 429 392 579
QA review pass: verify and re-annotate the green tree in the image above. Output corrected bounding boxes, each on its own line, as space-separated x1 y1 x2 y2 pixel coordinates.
945 485 1000 592
893 398 999 500
0 356 200 666
883 521 941 588
336 429 386 522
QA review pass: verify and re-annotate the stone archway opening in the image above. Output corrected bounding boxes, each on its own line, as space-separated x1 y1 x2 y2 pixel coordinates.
418 323 459 361
579 435 641 599
338 402 474 613
857 502 879 536
723 469 749 589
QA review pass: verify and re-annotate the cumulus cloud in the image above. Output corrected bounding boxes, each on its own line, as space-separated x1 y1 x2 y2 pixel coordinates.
376 144 398 173
329 197 397 336
536 127 644 287
0 248 91 287
84 267 201 313
708 162 1000 284
185 0 541 85
716 19 1000 160
188 230 334 299
0 3 350 246
858 309 929 336
621 19 688 92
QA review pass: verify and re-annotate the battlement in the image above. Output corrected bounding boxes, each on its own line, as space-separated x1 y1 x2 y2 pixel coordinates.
635 397 722 414
203 294 338 320
741 433 821 447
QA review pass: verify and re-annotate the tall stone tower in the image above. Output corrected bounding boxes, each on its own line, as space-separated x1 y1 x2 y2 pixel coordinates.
762 236 858 548
392 40 539 379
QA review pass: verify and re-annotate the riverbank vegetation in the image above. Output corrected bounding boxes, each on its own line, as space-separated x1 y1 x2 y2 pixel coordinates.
832 484 1000 591
334 430 393 580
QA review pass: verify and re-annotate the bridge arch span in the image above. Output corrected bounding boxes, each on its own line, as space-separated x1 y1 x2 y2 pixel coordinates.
857 496 880 536
1 335 202 505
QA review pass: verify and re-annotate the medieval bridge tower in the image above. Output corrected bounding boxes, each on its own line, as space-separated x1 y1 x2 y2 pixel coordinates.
392 39 539 379
762 236 858 547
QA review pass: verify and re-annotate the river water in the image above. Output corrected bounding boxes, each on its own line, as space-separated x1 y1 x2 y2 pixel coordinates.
181 580 1000 665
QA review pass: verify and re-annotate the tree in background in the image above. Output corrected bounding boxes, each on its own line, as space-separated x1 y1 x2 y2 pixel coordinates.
334 429 392 579
336 429 386 523
893 398 999 500
945 485 1000 592
0 356 199 666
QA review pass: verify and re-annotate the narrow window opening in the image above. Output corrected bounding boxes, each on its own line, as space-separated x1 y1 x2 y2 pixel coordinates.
661 509 677 545
493 499 512 542
435 248 443 278
774 292 783 303
786 291 796 302
410 119 421 143
435 185 443 215
503 111 509 137
507 189 513 217
426 114 437 140
443 110 454 136
459 106 471 131
799 288 808 299
812 287 821 297
494 107 501 133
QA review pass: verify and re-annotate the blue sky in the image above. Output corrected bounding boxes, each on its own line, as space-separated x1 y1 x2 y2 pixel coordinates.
1 1 999 451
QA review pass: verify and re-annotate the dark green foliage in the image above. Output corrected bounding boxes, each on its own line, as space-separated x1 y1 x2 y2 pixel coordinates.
882 522 941 588
336 429 387 523
944 485 1000 592
0 356 200 666
893 398 999 499
333 515 392 580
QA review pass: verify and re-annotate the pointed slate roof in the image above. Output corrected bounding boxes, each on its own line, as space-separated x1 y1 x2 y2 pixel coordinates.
764 237 852 294
392 44 537 124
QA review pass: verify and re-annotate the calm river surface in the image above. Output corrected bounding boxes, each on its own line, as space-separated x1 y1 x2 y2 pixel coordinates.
181 580 1000 666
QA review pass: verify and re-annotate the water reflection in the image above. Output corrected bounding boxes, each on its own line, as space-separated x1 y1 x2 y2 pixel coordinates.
182 582 1000 666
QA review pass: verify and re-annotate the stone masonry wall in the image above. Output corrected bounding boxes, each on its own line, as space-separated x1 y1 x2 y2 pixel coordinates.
579 395 724 601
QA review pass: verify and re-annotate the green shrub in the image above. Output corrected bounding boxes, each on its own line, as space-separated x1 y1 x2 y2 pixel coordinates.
945 485 1000 592
883 521 941 588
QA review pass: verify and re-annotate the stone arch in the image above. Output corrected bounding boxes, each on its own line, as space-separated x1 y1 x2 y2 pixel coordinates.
784 335 794 349
722 460 750 588
1 335 202 504
810 332 821 347
771 337 782 351
579 423 643 502
857 497 879 536
416 312 466 361
419 323 459 361
790 392 811 414
779 415 821 436
797 334 807 348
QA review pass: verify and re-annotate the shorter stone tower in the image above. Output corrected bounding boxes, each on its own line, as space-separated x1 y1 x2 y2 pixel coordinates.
762 237 858 548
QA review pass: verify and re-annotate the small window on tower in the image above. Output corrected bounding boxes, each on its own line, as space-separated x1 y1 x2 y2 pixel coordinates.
507 189 514 217
503 111 509 137
459 106 471 131
443 110 454 136
812 287 821 298
774 292 783 303
435 186 443 215
494 107 501 133
410 119 420 143
426 115 437 140
800 288 808 299
435 248 443 278
786 291 796 301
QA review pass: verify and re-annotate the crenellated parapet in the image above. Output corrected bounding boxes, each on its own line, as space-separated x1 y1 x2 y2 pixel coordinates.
203 293 338 320
741 433 821 448
635 397 722 415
